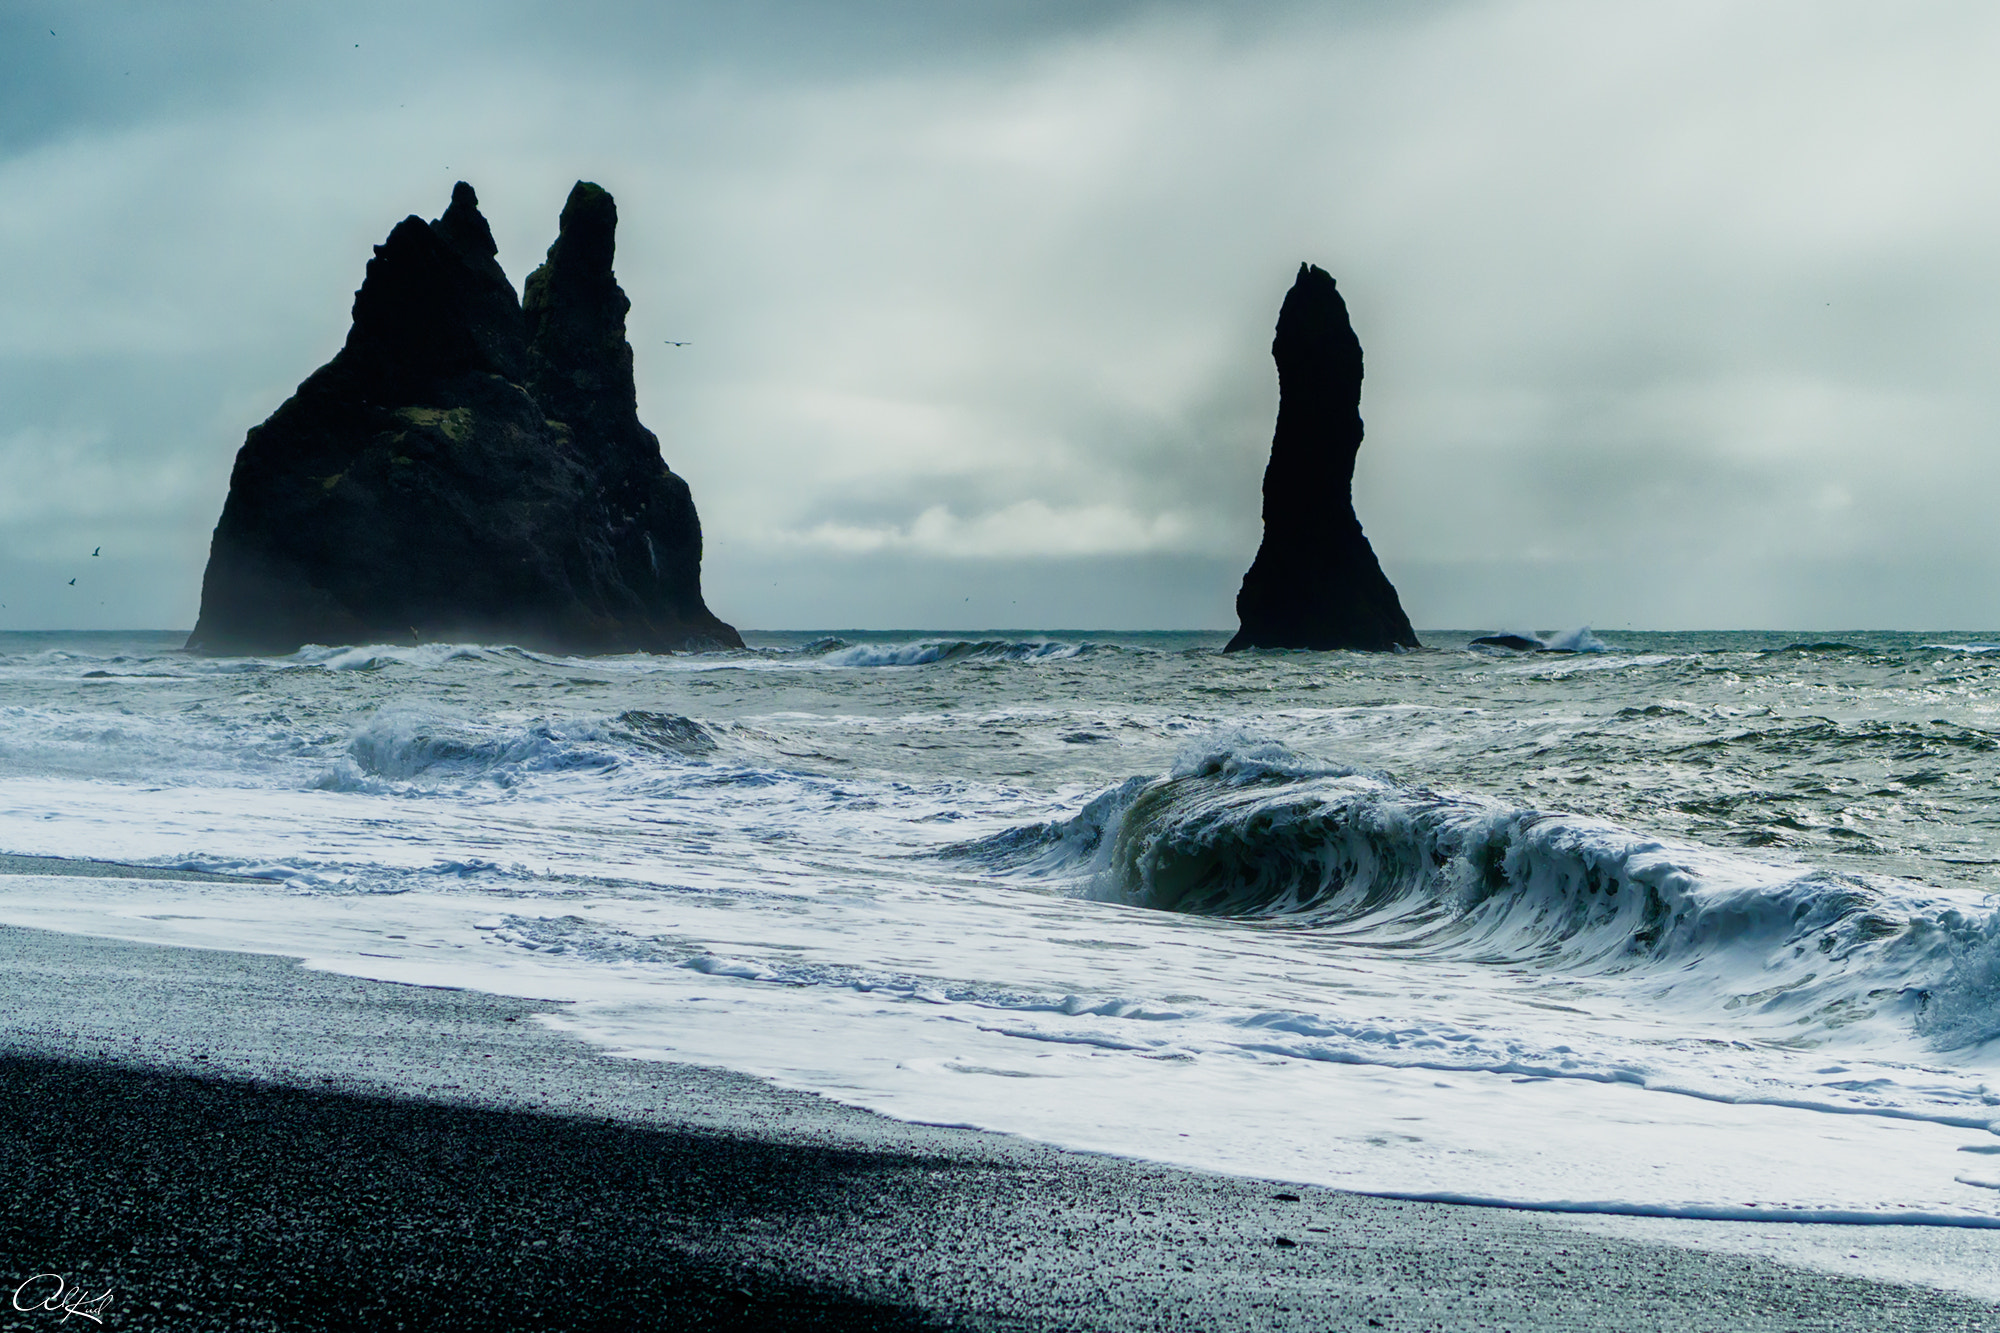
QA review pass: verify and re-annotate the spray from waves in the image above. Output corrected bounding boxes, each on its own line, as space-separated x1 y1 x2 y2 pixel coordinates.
957 742 2000 1049
1541 626 1609 652
1471 627 1611 653
822 638 1095 667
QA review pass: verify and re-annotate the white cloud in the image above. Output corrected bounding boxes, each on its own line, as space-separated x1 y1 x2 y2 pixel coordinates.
780 500 1212 559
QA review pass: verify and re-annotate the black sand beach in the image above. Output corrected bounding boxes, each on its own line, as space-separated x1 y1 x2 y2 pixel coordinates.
0 892 1996 1329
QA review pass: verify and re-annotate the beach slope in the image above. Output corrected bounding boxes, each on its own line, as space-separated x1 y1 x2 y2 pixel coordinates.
1 922 1993 1331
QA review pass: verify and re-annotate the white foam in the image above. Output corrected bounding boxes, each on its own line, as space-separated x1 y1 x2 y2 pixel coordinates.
2 861 1996 1224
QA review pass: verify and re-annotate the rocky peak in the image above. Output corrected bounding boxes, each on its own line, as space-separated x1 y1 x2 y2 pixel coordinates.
523 182 637 455
341 183 527 391
1225 264 1417 653
186 181 739 656
434 180 502 265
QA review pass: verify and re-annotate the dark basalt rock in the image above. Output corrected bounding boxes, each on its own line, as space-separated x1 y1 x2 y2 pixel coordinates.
1224 265 1417 653
186 181 741 656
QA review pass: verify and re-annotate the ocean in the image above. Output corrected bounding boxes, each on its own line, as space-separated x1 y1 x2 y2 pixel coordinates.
3 628 2000 1225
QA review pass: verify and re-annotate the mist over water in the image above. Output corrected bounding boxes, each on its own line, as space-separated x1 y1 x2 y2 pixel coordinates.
3 628 2000 1223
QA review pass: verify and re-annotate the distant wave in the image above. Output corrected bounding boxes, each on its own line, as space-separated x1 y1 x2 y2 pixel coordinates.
313 707 719 791
1662 715 1999 762
283 641 765 672
322 712 620 789
821 638 1093 667
286 642 514 672
612 710 717 757
1470 627 1611 653
1767 641 1873 656
957 741 2000 1048
257 636 1114 670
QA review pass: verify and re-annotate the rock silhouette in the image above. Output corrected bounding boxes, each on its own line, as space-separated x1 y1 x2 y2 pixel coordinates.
187 182 741 656
1225 264 1418 653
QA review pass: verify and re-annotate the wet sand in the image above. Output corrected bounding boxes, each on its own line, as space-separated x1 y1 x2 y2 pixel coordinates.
1 916 1995 1331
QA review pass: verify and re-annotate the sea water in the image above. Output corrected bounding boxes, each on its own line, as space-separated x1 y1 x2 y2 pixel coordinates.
2 629 2000 1224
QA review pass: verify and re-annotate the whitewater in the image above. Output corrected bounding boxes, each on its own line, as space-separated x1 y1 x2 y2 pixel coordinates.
4 628 2000 1225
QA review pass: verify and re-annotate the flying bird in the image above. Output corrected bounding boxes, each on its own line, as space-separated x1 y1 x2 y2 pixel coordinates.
91 547 100 557
68 578 75 586
663 341 691 347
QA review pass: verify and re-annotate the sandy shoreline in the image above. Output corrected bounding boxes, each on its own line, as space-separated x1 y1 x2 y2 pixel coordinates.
1 916 1996 1330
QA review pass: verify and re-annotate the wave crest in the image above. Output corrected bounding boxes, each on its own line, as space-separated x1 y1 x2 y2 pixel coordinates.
822 638 1090 667
331 715 619 788
286 642 505 672
971 743 2000 1046
315 708 717 790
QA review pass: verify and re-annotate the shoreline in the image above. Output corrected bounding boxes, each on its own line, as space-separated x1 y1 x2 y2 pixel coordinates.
2 922 1996 1330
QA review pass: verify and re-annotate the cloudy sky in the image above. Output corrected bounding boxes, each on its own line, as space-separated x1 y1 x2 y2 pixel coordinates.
5 1 1999 632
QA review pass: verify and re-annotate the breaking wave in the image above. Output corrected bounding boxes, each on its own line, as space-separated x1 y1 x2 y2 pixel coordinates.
1542 626 1610 653
821 638 1092 667
963 742 2000 1048
285 642 509 672
1470 627 1611 654
314 708 718 790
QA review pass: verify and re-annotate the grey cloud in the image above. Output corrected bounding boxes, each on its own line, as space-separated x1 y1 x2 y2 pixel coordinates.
5 1 2000 634
0 0 1193 156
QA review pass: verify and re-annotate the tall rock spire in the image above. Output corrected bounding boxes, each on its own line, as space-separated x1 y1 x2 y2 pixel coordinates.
186 181 740 656
520 183 714 630
1225 264 1418 653
524 182 635 452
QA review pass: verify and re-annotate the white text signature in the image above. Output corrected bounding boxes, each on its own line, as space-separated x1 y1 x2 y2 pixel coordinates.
11 1274 114 1325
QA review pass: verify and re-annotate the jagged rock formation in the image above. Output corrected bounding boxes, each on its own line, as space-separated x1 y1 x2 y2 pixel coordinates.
1225 264 1418 653
187 181 741 655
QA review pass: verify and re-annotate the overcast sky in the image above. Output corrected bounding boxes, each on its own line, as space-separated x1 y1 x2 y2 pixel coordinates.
5 0 2000 633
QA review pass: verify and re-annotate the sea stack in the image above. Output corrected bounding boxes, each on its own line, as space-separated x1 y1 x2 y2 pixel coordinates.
186 182 741 656
1224 264 1417 653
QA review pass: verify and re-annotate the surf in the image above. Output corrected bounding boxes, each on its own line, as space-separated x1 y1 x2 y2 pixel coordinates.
960 740 2000 1051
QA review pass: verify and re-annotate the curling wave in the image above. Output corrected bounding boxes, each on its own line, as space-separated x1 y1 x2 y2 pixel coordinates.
972 743 2000 1048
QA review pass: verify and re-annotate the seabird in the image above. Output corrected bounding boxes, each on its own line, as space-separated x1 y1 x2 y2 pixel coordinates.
68 578 75 586
91 547 100 557
663 341 690 347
